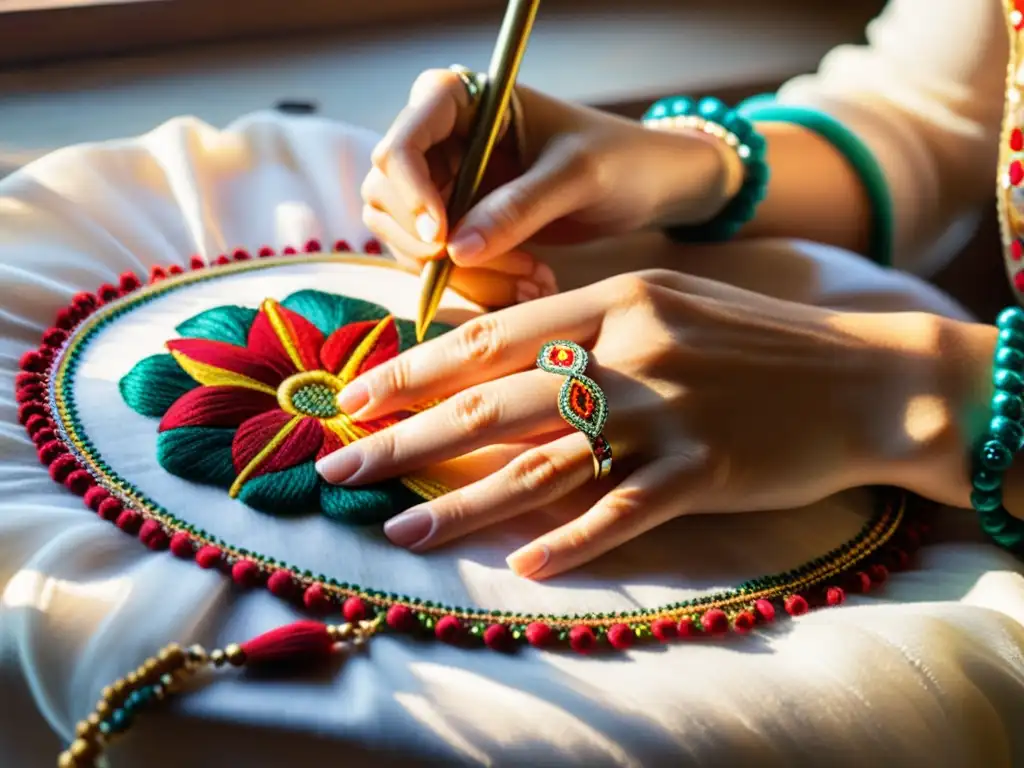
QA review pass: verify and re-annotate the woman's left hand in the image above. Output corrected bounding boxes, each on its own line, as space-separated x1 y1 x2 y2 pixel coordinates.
316 270 944 579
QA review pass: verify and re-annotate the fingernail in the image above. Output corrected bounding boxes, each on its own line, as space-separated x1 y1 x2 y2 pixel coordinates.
383 506 435 549
336 381 369 416
447 229 486 263
506 544 549 578
415 212 439 243
515 280 541 303
316 447 363 484
532 262 558 295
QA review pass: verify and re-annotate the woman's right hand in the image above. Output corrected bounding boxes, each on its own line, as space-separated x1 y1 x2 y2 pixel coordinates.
361 69 741 304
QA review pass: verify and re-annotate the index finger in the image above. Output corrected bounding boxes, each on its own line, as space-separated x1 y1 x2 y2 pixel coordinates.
337 285 607 420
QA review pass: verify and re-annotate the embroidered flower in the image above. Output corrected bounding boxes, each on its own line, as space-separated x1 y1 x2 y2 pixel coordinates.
119 290 449 524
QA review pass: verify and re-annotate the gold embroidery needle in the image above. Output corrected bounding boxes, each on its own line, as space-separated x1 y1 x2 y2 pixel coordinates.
414 0 541 342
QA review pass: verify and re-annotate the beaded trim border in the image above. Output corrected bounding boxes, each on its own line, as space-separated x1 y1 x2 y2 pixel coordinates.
15 239 930 657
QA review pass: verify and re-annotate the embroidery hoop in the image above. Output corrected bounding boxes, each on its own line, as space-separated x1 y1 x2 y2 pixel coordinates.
15 242 931 766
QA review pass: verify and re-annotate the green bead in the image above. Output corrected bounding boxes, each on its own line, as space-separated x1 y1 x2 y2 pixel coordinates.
973 468 1002 492
992 391 1024 421
989 416 1024 449
995 346 1024 371
979 439 1014 471
994 368 1024 395
647 102 668 120
697 96 727 121
670 97 694 116
998 328 1024 352
971 488 1003 512
996 307 1024 333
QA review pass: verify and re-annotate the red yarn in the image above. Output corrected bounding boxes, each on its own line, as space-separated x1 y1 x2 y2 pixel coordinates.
38 440 67 465
97 283 121 303
333 240 351 252
568 625 596 654
364 239 382 255
677 617 698 637
168 264 184 276
607 623 635 650
733 611 756 634
386 604 417 633
784 594 809 616
651 618 677 642
231 560 263 588
258 246 276 258
32 427 57 446
888 548 911 572
304 239 322 253
195 545 223 569
525 622 554 647
267 570 297 599
700 609 729 635
64 469 93 496
846 570 873 594
55 308 78 331
232 248 251 261
83 486 109 512
435 615 464 644
283 246 297 255
16 371 42 389
18 350 48 373
48 454 78 482
71 291 98 311
40 328 68 349
754 599 776 623
483 623 513 652
16 385 45 406
97 498 123 521
19 402 46 425
825 586 846 606
115 509 142 534
119 272 142 292
215 254 231 266
868 564 889 585
303 583 331 613
170 532 195 558
139 520 169 550
240 621 335 666
189 255 206 270
149 266 168 282
342 596 368 622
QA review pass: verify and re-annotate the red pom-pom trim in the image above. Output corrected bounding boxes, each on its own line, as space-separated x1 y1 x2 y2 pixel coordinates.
64 469 93 495
754 599 776 623
568 625 596 653
189 255 206 270
115 509 142 534
119 272 142 292
868 564 889 585
139 519 169 550
231 559 262 588
16 371 42 388
97 283 121 303
304 239 322 253
483 623 513 652
825 586 846 606
386 604 417 633
283 246 297 255
435 615 463 644
607 623 635 650
677 617 698 638
195 545 223 569
19 350 48 373
651 618 677 642
258 246 276 258
170 532 195 558
700 609 729 635
232 248 251 261
48 453 79 483
846 571 872 594
364 239 382 254
38 440 68 465
214 254 231 266
40 328 68 349
83 486 110 511
267 570 297 599
303 583 331 613
525 622 554 648
733 611 756 634
333 240 351 252
784 594 809 616
97 498 123 521
342 596 368 622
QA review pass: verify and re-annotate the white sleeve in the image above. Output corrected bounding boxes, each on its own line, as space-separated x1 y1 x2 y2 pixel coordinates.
774 0 1008 271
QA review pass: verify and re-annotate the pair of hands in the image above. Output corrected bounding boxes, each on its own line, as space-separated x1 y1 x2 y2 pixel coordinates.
320 70 952 579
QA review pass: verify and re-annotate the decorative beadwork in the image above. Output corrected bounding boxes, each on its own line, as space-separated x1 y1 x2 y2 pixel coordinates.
998 0 1024 293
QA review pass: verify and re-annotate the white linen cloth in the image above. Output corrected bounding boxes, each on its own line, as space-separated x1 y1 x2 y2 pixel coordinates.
1 112 1024 768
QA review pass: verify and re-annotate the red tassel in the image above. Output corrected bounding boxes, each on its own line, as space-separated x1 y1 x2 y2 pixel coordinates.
240 621 335 666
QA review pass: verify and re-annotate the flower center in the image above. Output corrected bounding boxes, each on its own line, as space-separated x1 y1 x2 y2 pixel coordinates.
278 371 343 419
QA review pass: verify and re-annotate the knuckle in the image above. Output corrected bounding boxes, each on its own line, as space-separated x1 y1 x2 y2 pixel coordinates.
507 449 563 494
370 358 411 403
608 273 658 309
450 388 502 433
599 485 648 524
457 315 508 367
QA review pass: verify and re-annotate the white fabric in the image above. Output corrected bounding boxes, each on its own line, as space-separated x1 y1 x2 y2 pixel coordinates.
1 112 1024 768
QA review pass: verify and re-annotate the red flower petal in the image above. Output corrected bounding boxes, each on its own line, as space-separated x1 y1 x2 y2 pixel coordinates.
167 338 292 390
231 411 323 479
248 299 325 374
159 386 278 432
321 315 399 379
319 319 380 375
316 425 344 461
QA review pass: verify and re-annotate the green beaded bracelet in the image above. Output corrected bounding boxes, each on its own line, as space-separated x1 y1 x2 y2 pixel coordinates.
642 96 769 243
971 306 1024 556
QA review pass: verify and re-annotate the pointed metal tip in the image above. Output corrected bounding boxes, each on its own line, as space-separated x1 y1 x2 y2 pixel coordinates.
414 320 428 344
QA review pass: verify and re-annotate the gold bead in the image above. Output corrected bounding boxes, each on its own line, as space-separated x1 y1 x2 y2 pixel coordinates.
358 620 374 632
57 750 78 768
125 672 139 686
113 679 129 697
209 649 226 667
100 686 115 702
224 644 246 666
94 701 110 717
69 738 97 760
337 623 353 640
186 644 208 665
143 658 161 676
86 713 101 729
159 644 186 668
326 625 338 641
352 635 366 648
74 721 95 739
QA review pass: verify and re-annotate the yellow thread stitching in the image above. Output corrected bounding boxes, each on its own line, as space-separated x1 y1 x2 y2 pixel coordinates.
168 350 277 396
262 298 308 372
337 315 393 384
228 415 304 498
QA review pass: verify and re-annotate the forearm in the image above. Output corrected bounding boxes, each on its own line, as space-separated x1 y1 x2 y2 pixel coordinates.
737 122 872 255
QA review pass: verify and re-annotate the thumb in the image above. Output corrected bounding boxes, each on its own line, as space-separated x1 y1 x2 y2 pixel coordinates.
446 147 598 266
